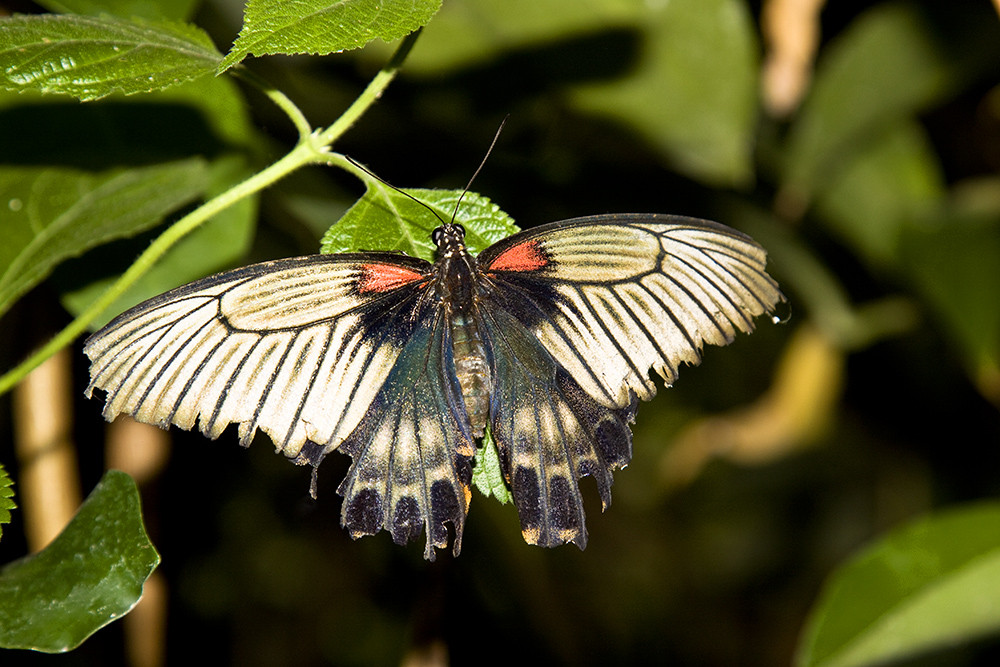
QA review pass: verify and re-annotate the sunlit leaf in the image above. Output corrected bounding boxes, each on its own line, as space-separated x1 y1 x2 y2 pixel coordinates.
320 187 519 260
797 503 1000 667
219 0 441 72
473 430 512 504
0 470 159 653
0 158 209 321
0 14 221 101
35 0 200 21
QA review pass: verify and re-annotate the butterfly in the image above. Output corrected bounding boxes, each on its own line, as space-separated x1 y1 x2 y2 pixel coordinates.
84 213 783 560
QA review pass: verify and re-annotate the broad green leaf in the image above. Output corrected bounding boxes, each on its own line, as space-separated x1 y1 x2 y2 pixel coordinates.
51 74 260 328
58 155 258 329
472 429 512 504
374 0 637 74
797 503 1000 667
781 4 954 204
0 14 221 101
219 0 442 72
0 464 14 541
320 187 519 260
899 209 1000 386
385 0 758 186
570 0 758 187
815 120 945 268
36 0 201 21
0 158 209 322
0 470 159 653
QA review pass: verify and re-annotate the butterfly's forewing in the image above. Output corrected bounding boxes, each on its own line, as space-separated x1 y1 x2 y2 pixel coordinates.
336 303 475 560
479 214 783 409
84 253 433 469
478 304 636 549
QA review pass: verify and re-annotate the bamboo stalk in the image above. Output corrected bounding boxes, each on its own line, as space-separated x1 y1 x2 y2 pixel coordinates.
11 347 81 551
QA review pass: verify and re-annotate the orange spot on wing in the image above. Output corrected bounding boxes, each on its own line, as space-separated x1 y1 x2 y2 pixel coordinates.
487 240 548 272
358 264 425 293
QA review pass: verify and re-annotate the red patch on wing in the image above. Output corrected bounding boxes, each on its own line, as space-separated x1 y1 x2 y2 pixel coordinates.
358 264 425 293
486 240 549 272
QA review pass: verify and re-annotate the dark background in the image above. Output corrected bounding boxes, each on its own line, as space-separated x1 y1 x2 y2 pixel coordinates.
2 0 1000 664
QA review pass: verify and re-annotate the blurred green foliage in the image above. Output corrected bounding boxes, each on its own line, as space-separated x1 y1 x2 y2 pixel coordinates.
1 0 999 665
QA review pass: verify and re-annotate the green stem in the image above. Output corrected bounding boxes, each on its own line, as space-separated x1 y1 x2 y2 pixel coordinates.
0 32 421 397
314 29 421 147
0 144 310 396
233 67 313 140
320 151 380 184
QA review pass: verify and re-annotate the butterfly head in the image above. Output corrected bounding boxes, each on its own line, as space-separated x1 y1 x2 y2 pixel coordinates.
430 222 478 304
432 223 468 259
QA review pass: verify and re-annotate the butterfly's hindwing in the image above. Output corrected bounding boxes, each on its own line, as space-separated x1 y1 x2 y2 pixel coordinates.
336 303 475 560
479 304 636 549
84 253 432 464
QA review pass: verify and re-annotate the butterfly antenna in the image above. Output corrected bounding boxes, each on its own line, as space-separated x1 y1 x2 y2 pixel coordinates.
345 155 447 226
452 115 509 224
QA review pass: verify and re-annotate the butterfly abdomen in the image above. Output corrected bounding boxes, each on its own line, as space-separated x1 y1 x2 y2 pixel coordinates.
451 312 491 438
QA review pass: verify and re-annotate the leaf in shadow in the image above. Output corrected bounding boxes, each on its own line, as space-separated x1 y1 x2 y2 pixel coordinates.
0 470 159 653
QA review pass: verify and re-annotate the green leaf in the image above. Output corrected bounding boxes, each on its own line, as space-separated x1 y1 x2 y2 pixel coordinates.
57 155 258 329
472 428 512 504
0 158 209 322
383 0 757 185
383 0 636 73
815 120 945 268
796 503 1000 667
0 463 14 542
36 0 201 21
899 210 1000 384
320 187 519 260
0 14 221 101
0 470 159 653
570 0 758 187
50 70 260 328
219 0 442 72
781 4 954 204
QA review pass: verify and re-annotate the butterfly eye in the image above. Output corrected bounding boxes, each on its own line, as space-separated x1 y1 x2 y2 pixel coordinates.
431 227 445 246
453 223 466 238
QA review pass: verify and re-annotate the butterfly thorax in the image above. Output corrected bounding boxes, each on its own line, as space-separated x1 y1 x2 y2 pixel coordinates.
432 224 492 438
